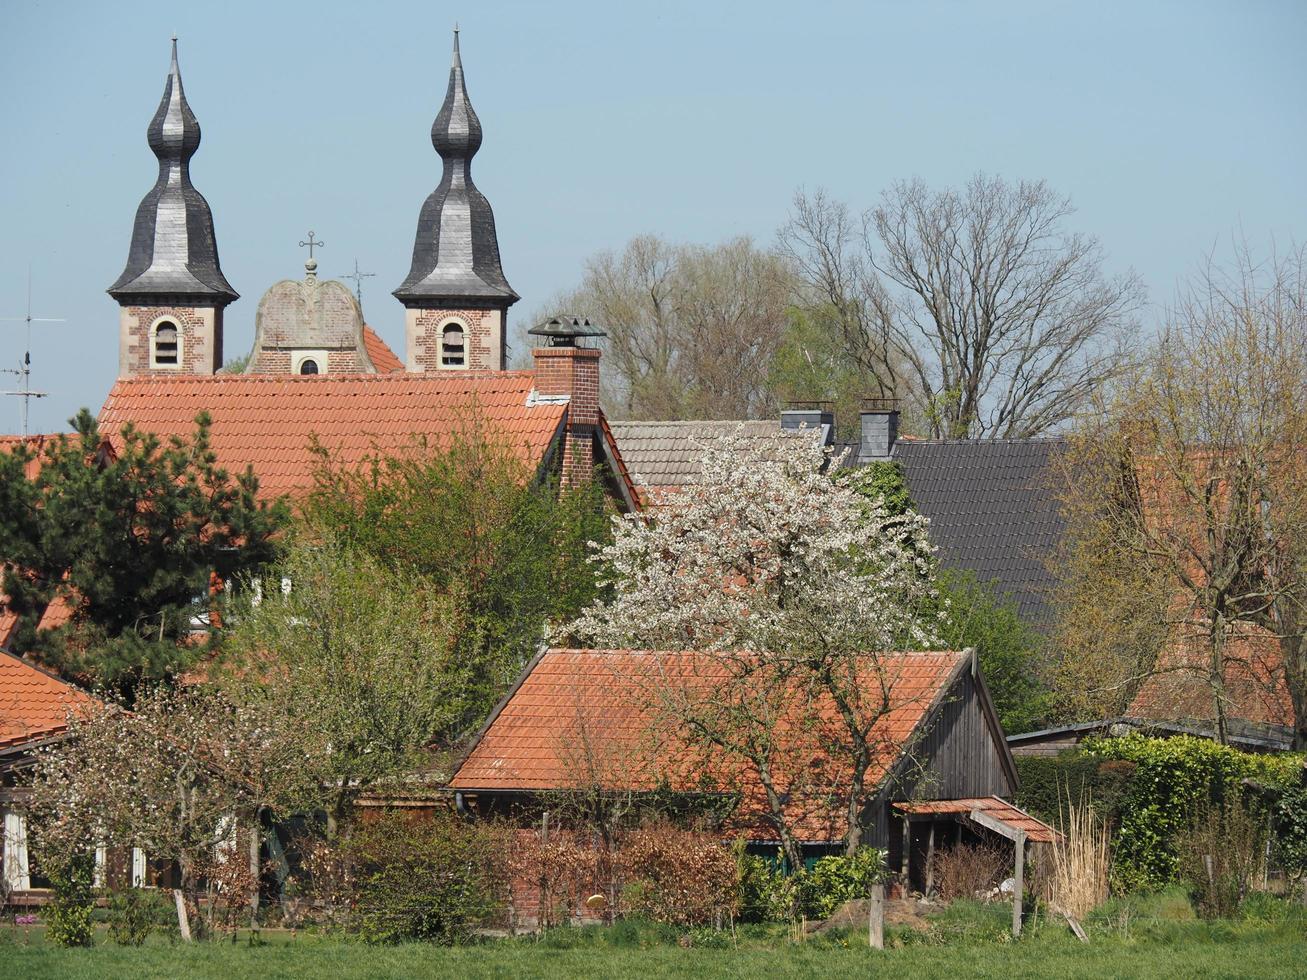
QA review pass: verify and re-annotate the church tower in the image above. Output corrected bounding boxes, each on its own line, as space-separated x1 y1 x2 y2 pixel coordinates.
108 38 237 377
393 30 519 372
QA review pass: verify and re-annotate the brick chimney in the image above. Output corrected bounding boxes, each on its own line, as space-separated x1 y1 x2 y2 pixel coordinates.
530 315 606 484
858 398 900 463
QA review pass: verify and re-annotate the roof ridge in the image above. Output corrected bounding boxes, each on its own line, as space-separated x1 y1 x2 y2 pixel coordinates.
109 370 538 386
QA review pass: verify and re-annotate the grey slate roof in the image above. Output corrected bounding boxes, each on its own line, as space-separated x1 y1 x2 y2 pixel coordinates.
893 438 1066 625
609 420 822 495
107 39 237 304
393 31 518 307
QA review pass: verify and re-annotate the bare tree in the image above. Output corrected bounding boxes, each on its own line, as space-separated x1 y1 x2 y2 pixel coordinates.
1050 246 1307 743
780 176 1144 438
526 235 796 420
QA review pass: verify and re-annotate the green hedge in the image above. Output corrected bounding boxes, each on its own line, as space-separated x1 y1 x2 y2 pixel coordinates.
1015 735 1307 893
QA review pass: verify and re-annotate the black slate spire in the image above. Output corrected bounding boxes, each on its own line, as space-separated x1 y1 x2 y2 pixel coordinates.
108 38 238 304
393 29 518 307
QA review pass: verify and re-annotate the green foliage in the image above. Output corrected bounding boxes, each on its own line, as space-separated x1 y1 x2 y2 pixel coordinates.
1272 785 1307 880
0 410 287 698
798 848 887 920
343 812 506 944
768 306 887 445
933 569 1051 734
222 539 473 812
46 854 95 948
298 420 612 733
1014 751 1136 826
106 887 172 946
733 846 886 922
1086 735 1304 891
837 460 913 518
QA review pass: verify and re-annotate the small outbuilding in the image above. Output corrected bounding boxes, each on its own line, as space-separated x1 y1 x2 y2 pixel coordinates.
451 646 1054 911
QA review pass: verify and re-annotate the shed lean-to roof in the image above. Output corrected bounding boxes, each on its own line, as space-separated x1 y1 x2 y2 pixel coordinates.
0 652 99 753
893 438 1066 625
452 648 972 842
97 372 568 501
608 420 824 505
892 797 1059 844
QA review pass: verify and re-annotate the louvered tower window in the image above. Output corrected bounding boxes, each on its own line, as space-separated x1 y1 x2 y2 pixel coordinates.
152 321 180 367
441 322 467 368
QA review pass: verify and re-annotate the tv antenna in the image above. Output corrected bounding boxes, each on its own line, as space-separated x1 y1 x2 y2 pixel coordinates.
0 268 65 437
340 258 376 307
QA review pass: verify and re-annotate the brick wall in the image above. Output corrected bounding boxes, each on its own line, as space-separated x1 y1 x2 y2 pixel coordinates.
406 307 504 372
118 305 221 377
533 346 601 486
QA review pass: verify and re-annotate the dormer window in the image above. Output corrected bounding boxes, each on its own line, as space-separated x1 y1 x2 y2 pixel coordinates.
151 319 180 367
441 321 467 368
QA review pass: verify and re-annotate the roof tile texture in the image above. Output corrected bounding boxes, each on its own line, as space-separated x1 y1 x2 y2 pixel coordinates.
452 648 966 841
894 438 1066 624
0 652 99 751
98 372 566 500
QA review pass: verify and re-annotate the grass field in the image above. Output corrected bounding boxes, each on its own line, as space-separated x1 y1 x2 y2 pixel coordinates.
3 893 1304 979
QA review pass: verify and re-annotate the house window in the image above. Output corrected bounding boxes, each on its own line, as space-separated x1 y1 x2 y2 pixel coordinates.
440 321 467 368
299 359 319 375
151 319 181 367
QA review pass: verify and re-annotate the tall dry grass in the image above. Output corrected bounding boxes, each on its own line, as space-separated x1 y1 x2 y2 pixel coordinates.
1045 793 1110 921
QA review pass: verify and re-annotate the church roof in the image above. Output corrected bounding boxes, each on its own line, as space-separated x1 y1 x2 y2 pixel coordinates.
362 326 404 373
107 38 237 304
98 372 567 500
393 30 518 306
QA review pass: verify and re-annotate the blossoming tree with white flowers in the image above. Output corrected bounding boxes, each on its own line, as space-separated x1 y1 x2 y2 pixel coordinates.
567 431 945 868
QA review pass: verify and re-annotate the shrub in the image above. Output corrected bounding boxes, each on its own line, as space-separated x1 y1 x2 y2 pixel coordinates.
344 812 508 944
46 854 95 948
933 843 1009 901
1086 735 1301 891
798 848 886 920
1271 784 1307 890
615 824 738 927
107 887 173 946
1178 797 1268 919
1014 751 1134 826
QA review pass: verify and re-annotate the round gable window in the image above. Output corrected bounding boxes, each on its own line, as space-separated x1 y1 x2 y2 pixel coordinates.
299 359 319 375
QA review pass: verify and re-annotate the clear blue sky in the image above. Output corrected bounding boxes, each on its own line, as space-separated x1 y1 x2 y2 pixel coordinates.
1 0 1302 435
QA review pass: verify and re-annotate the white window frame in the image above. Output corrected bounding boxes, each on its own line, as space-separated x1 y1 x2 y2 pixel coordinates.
3 809 30 891
293 350 330 376
149 316 183 369
131 846 146 887
438 318 470 370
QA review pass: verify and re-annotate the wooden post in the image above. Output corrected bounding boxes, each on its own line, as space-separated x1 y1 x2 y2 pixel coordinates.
173 888 192 942
924 822 936 897
868 881 884 950
1012 831 1026 939
900 816 911 888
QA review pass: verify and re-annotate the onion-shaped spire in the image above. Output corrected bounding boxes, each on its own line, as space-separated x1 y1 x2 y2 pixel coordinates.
108 37 237 304
394 28 518 307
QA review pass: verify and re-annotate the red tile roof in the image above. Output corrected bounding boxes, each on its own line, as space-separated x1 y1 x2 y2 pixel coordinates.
452 648 968 842
362 326 404 373
98 372 568 500
893 797 1060 843
0 652 100 752
1128 622 1292 731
